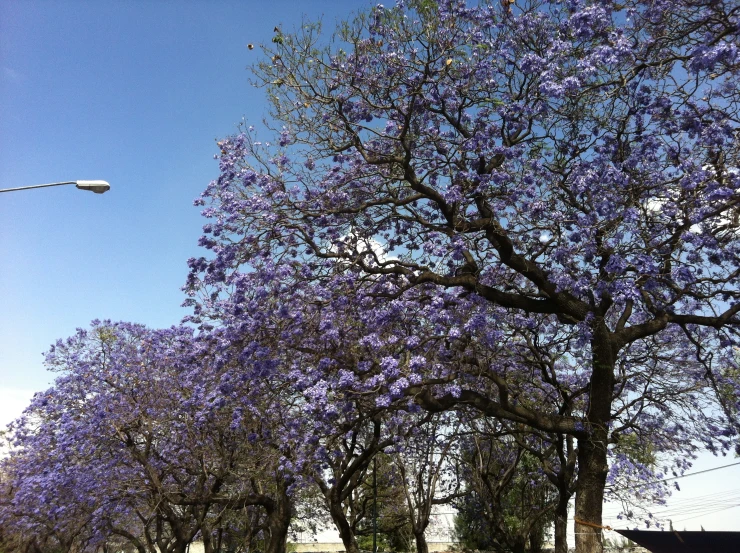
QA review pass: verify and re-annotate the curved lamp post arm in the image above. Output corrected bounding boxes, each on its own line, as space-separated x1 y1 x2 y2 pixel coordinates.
0 180 110 194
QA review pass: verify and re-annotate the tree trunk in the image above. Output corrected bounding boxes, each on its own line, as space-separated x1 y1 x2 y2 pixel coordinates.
574 437 609 553
170 542 189 553
553 494 570 553
202 530 214 553
574 322 615 553
414 531 429 553
328 497 361 553
511 536 526 553
264 485 293 553
216 527 223 553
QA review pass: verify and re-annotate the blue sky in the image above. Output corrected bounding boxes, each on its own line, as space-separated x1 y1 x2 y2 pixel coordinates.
1 0 738 534
0 0 369 395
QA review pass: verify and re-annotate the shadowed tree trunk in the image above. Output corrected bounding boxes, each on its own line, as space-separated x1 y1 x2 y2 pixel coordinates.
264 477 294 553
413 530 429 553
511 535 526 553
574 321 616 553
328 494 361 553
553 492 570 553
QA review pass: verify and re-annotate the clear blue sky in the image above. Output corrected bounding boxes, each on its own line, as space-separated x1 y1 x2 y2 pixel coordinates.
1 0 738 534
0 0 370 394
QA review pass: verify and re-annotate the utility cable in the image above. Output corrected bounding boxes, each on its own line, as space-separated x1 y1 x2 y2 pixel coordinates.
608 460 740 492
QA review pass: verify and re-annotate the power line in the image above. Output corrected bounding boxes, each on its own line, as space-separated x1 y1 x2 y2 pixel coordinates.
673 503 740 524
608 460 740 492
601 463 740 528
613 488 740 520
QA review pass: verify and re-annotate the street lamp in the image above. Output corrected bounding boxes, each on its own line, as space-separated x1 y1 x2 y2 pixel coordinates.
0 180 110 194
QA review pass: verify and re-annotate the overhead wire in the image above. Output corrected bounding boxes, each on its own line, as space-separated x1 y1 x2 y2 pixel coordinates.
672 503 740 523
603 488 740 526
607 460 740 492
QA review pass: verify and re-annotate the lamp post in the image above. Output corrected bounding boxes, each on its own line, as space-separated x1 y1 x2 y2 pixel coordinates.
0 180 110 194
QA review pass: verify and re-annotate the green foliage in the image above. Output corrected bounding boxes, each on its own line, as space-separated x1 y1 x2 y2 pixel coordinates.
413 0 440 19
95 324 118 347
454 499 497 551
454 438 556 553
354 455 414 552
611 432 656 466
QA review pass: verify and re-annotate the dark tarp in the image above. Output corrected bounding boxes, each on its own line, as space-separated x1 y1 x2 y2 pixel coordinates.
616 530 740 553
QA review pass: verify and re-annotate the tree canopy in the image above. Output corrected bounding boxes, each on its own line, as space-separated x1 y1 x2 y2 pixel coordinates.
184 1 740 551
3 2 740 553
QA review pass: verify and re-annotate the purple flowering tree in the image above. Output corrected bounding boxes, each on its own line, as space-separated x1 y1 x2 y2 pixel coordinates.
0 321 297 553
0 323 171 552
200 275 421 553
0 447 107 553
186 1 740 551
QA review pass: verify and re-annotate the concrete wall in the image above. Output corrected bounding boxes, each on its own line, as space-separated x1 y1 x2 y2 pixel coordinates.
186 542 457 553
291 543 456 553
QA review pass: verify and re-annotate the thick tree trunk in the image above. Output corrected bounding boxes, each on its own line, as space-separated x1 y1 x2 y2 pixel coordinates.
202 530 214 553
574 437 609 553
170 542 189 553
511 536 526 553
264 486 292 553
216 528 223 553
574 322 615 553
414 531 429 553
328 498 361 553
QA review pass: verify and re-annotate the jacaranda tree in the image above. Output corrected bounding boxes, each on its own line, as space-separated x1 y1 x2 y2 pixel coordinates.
0 321 298 553
198 273 427 553
186 1 740 551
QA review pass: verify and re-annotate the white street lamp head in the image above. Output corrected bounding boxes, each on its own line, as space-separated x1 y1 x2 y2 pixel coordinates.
0 180 111 194
75 180 110 194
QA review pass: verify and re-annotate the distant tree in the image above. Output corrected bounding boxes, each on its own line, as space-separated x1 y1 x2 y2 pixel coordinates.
0 322 296 553
390 413 463 553
354 453 414 553
454 421 557 553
